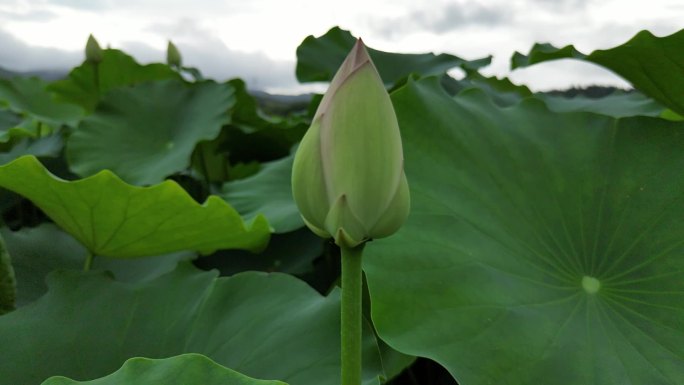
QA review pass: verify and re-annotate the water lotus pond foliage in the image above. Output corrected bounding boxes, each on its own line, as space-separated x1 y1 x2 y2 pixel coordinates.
0 26 683 385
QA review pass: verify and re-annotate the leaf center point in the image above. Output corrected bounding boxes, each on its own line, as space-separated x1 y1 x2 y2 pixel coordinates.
581 276 601 294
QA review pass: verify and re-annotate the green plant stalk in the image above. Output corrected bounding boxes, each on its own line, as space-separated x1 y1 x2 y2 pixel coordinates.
83 251 94 272
199 145 211 196
341 243 365 385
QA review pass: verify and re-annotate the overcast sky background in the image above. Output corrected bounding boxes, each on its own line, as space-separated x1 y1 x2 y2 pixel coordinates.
0 0 681 94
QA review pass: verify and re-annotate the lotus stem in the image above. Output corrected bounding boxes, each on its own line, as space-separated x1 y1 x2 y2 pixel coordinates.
341 243 365 385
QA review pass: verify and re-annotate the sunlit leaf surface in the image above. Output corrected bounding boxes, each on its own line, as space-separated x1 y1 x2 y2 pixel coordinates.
0 156 270 257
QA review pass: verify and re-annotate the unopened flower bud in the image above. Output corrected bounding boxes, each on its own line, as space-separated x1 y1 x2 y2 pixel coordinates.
167 41 182 68
291 39 410 248
85 34 103 64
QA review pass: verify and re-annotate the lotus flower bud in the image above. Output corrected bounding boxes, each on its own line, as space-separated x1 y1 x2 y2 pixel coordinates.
291 39 410 248
85 34 103 64
167 41 182 68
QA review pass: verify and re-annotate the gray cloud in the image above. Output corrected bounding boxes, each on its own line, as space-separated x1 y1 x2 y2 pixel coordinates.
0 27 80 72
121 40 297 90
137 19 298 90
372 2 511 38
0 17 297 91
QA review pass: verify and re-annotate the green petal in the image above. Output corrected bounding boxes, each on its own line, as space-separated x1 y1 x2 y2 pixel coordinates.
325 194 367 248
291 119 330 232
369 171 410 240
319 62 404 228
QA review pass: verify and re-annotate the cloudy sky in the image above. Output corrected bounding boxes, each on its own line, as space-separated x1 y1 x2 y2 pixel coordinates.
0 0 681 93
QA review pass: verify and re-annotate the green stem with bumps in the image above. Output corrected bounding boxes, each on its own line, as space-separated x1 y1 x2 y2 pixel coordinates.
341 243 365 385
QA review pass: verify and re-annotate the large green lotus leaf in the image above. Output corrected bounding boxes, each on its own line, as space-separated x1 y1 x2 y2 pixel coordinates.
511 29 684 116
296 26 490 84
221 154 303 233
0 232 15 314
43 354 286 385
0 224 194 306
0 77 84 127
0 262 384 385
67 79 234 185
49 49 181 112
365 78 684 385
0 156 270 257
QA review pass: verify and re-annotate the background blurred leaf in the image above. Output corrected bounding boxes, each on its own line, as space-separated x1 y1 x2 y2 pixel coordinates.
296 26 491 84
42 354 287 385
512 29 684 116
49 49 181 112
0 108 31 143
0 232 15 314
0 134 63 165
196 227 323 276
364 77 684 385
538 91 666 118
221 153 303 233
0 77 83 127
441 71 532 107
0 156 270 257
444 70 666 118
67 79 234 185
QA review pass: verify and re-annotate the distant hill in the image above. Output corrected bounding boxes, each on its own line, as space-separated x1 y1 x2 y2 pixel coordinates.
0 66 67 81
250 90 313 115
546 85 631 98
